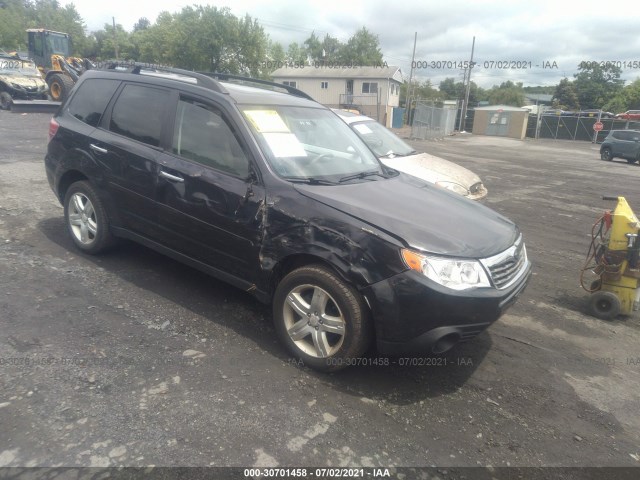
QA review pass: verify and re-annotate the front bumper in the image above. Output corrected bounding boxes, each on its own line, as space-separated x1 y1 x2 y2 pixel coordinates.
362 261 532 355
4 84 48 100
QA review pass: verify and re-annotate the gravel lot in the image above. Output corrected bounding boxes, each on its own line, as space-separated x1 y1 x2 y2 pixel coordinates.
1 111 639 471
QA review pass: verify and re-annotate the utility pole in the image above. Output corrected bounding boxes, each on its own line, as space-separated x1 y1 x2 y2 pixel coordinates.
406 32 417 126
112 17 119 60
458 66 468 132
460 36 475 133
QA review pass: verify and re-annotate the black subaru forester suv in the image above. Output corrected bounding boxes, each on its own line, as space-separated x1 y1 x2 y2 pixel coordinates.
45 64 531 371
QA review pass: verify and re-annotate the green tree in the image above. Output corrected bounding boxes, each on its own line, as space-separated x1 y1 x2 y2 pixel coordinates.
402 79 442 105
439 77 461 99
267 40 285 63
573 62 623 109
523 85 555 95
335 27 383 66
0 0 28 51
438 77 483 107
132 17 150 32
285 42 306 64
91 22 134 60
303 31 322 62
320 33 341 61
552 78 580 110
135 6 268 76
486 80 525 107
604 78 640 113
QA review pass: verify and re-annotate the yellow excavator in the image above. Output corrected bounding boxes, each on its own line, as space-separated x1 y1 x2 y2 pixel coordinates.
26 29 93 102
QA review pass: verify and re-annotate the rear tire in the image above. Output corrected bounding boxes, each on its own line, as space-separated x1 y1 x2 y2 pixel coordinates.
48 74 74 102
273 265 372 372
600 148 612 161
63 181 116 254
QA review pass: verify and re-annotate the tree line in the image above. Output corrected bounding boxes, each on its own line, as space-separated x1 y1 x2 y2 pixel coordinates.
1 0 638 112
0 0 382 77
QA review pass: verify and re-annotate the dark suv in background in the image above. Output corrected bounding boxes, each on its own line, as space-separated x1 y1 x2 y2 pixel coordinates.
45 64 531 371
600 130 640 164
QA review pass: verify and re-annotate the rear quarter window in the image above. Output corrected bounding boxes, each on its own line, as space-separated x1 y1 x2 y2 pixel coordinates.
67 78 120 127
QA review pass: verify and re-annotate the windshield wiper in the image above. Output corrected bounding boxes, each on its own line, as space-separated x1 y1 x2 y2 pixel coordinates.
284 176 338 185
338 170 387 183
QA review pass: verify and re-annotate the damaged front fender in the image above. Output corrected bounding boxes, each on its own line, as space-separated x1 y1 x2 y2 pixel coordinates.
258 192 407 293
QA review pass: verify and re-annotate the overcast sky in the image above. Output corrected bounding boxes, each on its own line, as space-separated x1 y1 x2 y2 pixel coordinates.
70 0 640 88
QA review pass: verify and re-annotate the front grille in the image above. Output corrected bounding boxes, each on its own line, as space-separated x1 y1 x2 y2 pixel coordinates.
481 236 528 289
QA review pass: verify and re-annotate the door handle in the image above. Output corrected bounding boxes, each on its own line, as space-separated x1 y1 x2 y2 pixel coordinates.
159 170 185 183
90 144 108 154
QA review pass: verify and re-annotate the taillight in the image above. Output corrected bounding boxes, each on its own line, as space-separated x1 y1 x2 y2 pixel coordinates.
48 118 59 142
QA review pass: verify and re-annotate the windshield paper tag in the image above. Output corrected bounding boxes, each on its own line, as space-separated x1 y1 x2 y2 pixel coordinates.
244 110 290 133
353 123 373 134
262 133 307 157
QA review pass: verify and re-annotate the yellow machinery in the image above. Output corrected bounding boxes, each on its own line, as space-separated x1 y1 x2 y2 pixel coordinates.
26 29 91 102
581 196 640 319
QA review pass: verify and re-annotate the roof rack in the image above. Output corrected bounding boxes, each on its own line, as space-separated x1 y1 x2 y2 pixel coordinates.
198 72 314 101
101 62 228 95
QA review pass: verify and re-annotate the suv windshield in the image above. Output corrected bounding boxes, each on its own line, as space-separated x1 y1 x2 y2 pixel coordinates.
350 120 415 158
242 106 384 182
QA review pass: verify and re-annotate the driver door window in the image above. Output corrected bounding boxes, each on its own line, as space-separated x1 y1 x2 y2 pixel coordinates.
172 99 249 178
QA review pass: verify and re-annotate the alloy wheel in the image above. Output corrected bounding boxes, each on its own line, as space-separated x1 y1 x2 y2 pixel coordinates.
68 192 98 245
282 284 346 358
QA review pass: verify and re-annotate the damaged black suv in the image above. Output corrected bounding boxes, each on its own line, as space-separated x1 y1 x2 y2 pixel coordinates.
45 65 531 371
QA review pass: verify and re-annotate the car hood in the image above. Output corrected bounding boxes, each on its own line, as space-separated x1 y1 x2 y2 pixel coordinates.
294 174 518 258
381 152 485 196
0 74 46 88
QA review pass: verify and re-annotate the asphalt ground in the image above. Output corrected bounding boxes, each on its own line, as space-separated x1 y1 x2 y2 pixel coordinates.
1 111 639 473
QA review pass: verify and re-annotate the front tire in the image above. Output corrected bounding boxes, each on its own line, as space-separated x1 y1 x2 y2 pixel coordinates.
63 181 115 254
273 265 372 372
0 91 12 110
600 148 612 161
48 74 74 102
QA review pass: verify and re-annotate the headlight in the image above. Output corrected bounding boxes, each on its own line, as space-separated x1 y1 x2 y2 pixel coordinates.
10 83 24 90
435 181 469 197
402 249 491 290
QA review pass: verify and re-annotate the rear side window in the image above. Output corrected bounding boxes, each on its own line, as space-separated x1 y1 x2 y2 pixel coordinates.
68 79 120 127
109 84 168 147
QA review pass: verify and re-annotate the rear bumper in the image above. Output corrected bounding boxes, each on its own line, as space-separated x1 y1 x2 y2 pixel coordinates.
363 262 531 355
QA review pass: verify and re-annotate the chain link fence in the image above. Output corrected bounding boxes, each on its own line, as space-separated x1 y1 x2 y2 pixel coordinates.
410 102 457 140
526 113 640 142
